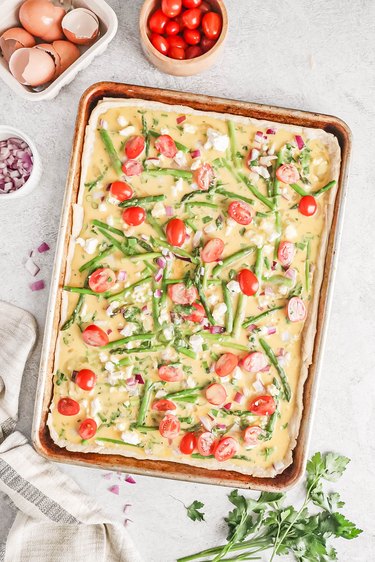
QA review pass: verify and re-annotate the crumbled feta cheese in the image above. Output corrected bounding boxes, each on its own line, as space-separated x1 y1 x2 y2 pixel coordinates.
189 334 204 353
110 355 120 364
250 166 270 179
117 115 128 127
190 159 201 171
98 203 107 213
183 123 196 134
121 432 141 445
106 301 119 317
100 120 108 130
261 220 274 234
119 125 136 137
133 285 147 303
174 150 187 168
106 215 114 226
107 196 119 206
252 234 265 248
90 398 101 417
227 280 241 294
264 244 274 256
212 302 227 324
268 231 280 243
225 217 236 236
160 127 170 135
158 308 170 324
76 237 99 255
163 325 174 341
116 422 129 432
281 331 291 342
161 347 178 362
155 389 167 399
186 376 196 388
151 201 166 218
120 323 137 337
267 384 280 396
278 285 289 296
99 351 108 363
232 366 243 380
284 224 298 240
173 177 184 194
105 361 115 372
207 293 219 306
203 223 217 234
205 128 230 152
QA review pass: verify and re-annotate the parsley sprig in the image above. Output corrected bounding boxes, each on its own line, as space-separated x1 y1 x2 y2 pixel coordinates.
177 452 362 562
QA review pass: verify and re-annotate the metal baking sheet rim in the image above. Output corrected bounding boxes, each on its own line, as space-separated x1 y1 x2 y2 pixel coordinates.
31 82 352 491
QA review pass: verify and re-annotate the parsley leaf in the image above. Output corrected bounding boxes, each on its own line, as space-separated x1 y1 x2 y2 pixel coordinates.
186 500 205 522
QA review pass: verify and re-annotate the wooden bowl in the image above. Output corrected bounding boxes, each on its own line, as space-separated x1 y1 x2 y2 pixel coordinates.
139 0 228 76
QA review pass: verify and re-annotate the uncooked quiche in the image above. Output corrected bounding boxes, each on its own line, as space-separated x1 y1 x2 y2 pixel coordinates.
48 98 340 477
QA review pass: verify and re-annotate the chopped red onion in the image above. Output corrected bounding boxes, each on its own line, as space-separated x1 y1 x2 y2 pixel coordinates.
123 503 132 513
209 325 225 334
266 128 276 134
141 305 148 313
190 149 201 159
71 370 79 382
199 415 213 431
264 285 275 297
192 230 203 248
108 484 119 495
154 268 163 282
156 257 167 269
234 392 244 404
117 270 127 282
295 135 305 150
145 157 160 167
125 474 136 484
176 115 186 124
223 402 232 410
259 364 271 372
284 268 297 286
271 260 277 271
249 148 260 161
134 374 145 385
37 241 50 253
253 378 265 393
276 347 285 356
107 329 112 335
154 289 162 298
0 137 34 194
126 377 137 387
102 472 113 480
267 326 277 335
123 518 133 527
216 423 227 431
246 323 257 332
25 257 40 277
30 280 45 291
165 205 174 217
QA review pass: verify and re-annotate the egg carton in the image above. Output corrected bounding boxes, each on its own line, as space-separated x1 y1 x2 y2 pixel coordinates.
0 0 118 101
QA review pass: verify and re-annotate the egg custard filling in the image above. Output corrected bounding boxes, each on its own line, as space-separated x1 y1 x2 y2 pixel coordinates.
48 99 340 477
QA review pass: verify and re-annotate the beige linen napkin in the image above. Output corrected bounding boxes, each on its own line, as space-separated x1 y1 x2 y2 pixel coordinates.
0 301 143 562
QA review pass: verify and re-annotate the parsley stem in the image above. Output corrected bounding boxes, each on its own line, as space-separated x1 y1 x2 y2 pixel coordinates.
79 246 114 272
259 338 291 401
212 246 255 276
99 129 122 176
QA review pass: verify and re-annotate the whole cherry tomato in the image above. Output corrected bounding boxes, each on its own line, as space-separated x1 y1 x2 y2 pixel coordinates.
149 9 168 34
202 11 222 39
182 8 202 29
182 0 201 7
299 195 317 216
125 135 145 159
161 0 182 18
74 369 97 391
78 418 97 440
200 35 216 53
200 1 211 13
166 218 186 246
165 20 180 35
183 28 201 45
122 206 146 226
150 33 169 54
109 181 133 202
179 432 197 454
186 45 203 58
237 269 259 296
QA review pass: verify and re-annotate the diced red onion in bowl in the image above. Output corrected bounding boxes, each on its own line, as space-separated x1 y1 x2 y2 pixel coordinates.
0 137 33 194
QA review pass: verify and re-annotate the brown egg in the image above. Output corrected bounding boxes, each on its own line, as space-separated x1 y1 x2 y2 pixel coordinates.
9 47 56 86
35 43 61 79
62 8 100 46
19 0 66 42
52 40 80 75
0 27 36 63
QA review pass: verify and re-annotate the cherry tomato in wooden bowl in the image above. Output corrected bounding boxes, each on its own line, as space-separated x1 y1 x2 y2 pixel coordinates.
202 11 222 39
165 19 180 35
149 8 169 34
161 0 182 18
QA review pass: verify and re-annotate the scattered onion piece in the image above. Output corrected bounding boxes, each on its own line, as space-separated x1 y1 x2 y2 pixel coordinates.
30 280 45 291
37 241 50 253
25 257 40 277
108 484 119 495
134 374 145 384
295 135 305 150
125 474 136 484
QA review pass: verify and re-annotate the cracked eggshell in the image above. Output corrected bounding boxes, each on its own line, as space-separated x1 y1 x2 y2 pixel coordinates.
0 27 36 63
19 0 66 42
52 40 80 75
35 43 61 79
62 8 100 46
9 47 56 86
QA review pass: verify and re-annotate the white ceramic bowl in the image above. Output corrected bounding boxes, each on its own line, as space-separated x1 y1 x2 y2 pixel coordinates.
0 0 118 101
0 125 42 201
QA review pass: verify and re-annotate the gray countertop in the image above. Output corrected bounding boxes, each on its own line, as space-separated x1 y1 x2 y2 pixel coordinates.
0 1 374 560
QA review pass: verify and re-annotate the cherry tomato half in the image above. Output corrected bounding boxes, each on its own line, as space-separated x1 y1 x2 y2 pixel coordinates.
74 369 97 391
152 399 177 411
237 269 259 296
57 397 80 416
202 11 222 39
155 134 178 158
166 218 186 247
168 46 186 59
240 351 268 373
122 206 146 226
299 195 317 216
182 7 202 29
228 200 253 225
125 135 145 159
276 163 300 184
149 9 168 34
89 267 116 293
186 45 203 58
248 395 276 416
82 325 109 347
243 425 263 446
183 28 201 45
122 159 143 176
179 432 197 454
158 364 184 382
277 241 295 267
159 414 181 439
215 352 239 377
168 283 198 305
214 436 238 462
201 238 224 263
194 162 214 190
205 383 227 405
110 181 133 202
183 301 205 323
287 296 307 323
182 0 201 7
197 431 216 456
78 418 97 440
161 0 182 18
165 20 180 35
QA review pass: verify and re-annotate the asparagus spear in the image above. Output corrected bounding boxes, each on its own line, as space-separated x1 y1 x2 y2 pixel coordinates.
96 437 142 448
136 379 155 426
119 195 166 209
174 346 198 360
238 173 275 210
107 276 152 303
63 286 107 297
290 183 309 197
154 238 200 263
164 386 203 401
212 246 255 276
222 281 233 333
313 180 336 197
146 211 166 239
129 252 162 261
185 201 219 209
92 219 125 238
144 168 193 180
305 239 311 292
79 246 114 272
142 115 150 158
101 333 154 350
227 120 241 168
216 188 255 205
242 305 284 328
259 338 291 401
200 333 249 352
99 129 122 176
232 292 247 339
61 293 84 331
254 247 263 295
151 280 160 330
97 227 127 255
